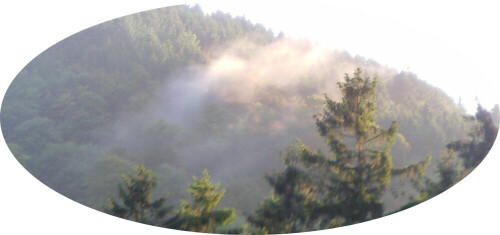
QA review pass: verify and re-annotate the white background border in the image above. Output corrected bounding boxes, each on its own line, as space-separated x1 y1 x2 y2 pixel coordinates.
1 1 499 234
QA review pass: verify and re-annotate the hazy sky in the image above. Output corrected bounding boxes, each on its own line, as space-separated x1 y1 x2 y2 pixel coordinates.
195 0 499 113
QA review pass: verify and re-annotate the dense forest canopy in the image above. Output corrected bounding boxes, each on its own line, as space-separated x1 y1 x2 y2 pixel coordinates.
1 5 498 233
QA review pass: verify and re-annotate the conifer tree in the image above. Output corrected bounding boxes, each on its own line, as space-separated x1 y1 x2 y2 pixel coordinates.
248 148 320 233
447 104 499 172
165 169 237 233
105 165 172 225
399 104 498 211
250 68 430 232
392 149 459 213
313 68 397 224
431 105 497 193
424 150 462 198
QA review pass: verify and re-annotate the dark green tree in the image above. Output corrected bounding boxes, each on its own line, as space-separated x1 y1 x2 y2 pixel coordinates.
140 120 181 168
106 165 172 225
250 68 430 232
395 150 461 213
399 104 499 211
423 150 462 198
165 169 237 233
312 68 396 224
87 152 136 207
447 104 499 172
248 145 320 233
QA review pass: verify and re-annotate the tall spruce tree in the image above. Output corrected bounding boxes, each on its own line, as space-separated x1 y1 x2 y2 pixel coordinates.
165 169 237 233
313 68 397 224
250 68 430 233
105 165 172 225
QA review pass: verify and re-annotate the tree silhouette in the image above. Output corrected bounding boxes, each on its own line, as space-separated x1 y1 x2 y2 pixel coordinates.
399 104 499 212
105 165 172 225
250 68 430 232
447 104 499 172
165 169 238 233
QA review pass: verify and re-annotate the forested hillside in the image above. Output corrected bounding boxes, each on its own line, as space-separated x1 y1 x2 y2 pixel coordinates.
1 5 275 206
2 5 494 232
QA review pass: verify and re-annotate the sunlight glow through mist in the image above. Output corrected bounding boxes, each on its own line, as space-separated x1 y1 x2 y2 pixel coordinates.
195 0 499 113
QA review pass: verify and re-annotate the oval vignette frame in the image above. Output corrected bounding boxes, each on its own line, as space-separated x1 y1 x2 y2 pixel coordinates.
0 0 500 234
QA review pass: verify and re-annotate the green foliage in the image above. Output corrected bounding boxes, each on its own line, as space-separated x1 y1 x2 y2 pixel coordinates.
165 169 238 233
106 165 173 225
28 142 98 203
7 143 31 164
0 6 276 212
373 72 469 211
377 72 468 166
248 162 320 233
425 150 462 198
0 4 484 230
87 153 137 208
447 104 499 171
250 69 431 233
153 163 190 208
195 102 231 139
398 105 499 212
140 120 181 168
10 117 61 155
0 4 275 151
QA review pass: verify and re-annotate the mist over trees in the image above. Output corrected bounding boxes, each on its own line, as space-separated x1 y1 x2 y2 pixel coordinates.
1 4 498 233
399 104 499 210
248 69 430 233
